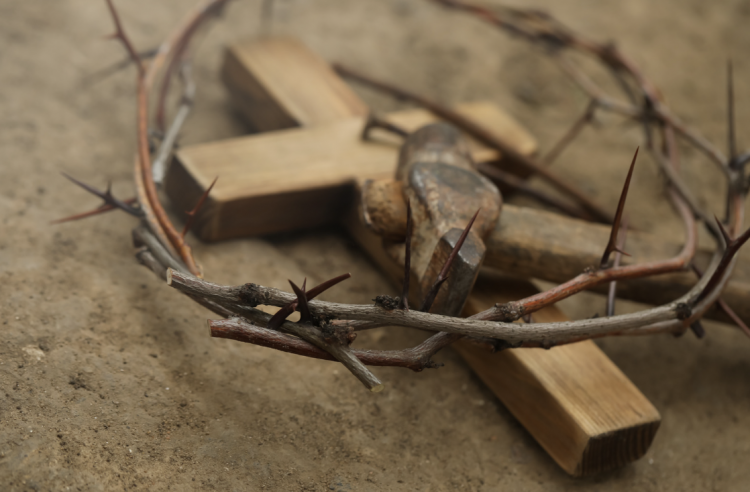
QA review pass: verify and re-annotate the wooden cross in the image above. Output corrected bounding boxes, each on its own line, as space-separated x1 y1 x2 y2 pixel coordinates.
164 36 659 476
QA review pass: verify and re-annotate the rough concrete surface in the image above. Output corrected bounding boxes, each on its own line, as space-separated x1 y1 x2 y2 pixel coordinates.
2 0 750 490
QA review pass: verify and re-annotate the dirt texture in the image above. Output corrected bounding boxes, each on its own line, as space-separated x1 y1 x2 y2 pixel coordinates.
2 0 750 490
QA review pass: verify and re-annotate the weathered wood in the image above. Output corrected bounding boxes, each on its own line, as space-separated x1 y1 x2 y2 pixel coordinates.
165 103 528 240
222 36 369 130
459 274 660 477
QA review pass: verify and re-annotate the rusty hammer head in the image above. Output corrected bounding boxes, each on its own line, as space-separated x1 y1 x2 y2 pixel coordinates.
362 122 502 316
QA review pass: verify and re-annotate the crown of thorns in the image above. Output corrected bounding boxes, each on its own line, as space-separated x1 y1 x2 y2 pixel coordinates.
58 0 750 391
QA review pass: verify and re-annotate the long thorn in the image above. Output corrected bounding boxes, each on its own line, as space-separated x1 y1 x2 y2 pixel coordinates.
267 273 351 330
600 147 638 268
50 198 138 224
398 200 413 310
289 279 311 323
61 173 141 217
305 273 352 299
181 176 218 239
420 209 480 313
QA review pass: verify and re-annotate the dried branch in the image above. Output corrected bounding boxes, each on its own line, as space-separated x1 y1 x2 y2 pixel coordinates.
166 246 736 346
104 0 144 77
361 113 410 140
695 219 750 304
86 0 750 390
268 273 352 330
334 63 614 224
542 99 597 166
61 174 142 218
153 62 197 186
477 163 593 220
51 197 137 224
289 279 311 323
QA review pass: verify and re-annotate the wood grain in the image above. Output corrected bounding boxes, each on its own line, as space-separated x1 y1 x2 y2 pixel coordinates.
222 36 369 131
165 102 534 240
457 274 660 476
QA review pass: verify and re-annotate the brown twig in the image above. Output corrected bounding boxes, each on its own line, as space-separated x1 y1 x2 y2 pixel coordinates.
334 63 614 224
542 99 597 167
267 273 352 330
89 0 750 390
695 219 750 304
104 0 144 78
61 174 142 218
51 197 137 225
477 163 593 220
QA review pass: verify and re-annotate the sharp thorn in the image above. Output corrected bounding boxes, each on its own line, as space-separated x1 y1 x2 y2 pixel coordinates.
600 147 638 267
267 304 296 331
305 273 351 300
289 279 311 323
61 173 141 217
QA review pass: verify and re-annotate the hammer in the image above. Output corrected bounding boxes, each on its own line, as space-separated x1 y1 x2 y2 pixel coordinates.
359 123 750 323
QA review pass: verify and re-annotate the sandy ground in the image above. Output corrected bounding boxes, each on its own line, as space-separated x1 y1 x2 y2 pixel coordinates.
2 0 750 490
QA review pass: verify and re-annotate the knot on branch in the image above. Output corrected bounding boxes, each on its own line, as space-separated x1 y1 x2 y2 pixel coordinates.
675 302 692 320
238 283 267 307
541 339 556 350
310 313 332 328
373 295 401 310
320 323 355 345
494 302 526 322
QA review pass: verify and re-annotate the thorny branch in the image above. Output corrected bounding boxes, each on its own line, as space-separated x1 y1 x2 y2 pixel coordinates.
66 0 750 389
